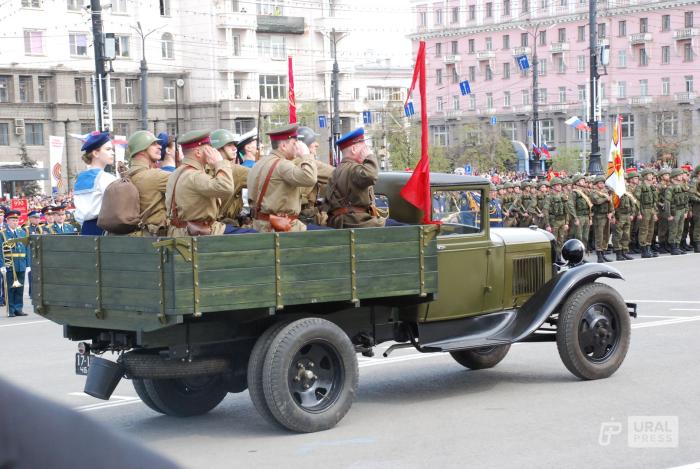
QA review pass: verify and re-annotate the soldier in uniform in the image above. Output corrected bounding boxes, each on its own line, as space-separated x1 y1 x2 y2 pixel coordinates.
1 211 29 316
656 168 672 253
626 171 641 253
689 166 700 253
51 206 77 234
635 168 659 258
680 168 693 251
502 183 517 227
210 129 253 231
248 124 317 232
297 126 334 228
41 206 56 234
125 131 170 236
326 128 385 229
570 175 593 249
666 168 689 255
512 181 537 227
489 183 503 227
590 176 614 262
612 180 638 261
165 130 235 236
26 210 44 235
535 181 548 229
543 177 573 262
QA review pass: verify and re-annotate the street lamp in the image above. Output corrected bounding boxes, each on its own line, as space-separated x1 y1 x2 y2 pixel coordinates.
175 78 184 137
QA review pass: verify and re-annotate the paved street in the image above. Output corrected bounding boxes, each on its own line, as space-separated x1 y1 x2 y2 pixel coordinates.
1 253 699 469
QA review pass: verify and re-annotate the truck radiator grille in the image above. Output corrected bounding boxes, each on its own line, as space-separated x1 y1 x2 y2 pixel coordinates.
512 255 546 296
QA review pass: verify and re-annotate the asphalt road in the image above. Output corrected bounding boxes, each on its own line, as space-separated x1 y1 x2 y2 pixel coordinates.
1 253 699 469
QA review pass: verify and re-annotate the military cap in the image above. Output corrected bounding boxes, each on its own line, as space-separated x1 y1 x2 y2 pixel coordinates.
625 171 639 180
210 129 238 150
28 210 41 218
658 168 671 177
81 131 111 153
53 204 67 213
41 206 55 215
236 128 258 150
128 130 159 158
336 127 367 150
670 168 684 179
502 182 511 189
179 130 212 150
267 124 298 142
593 175 606 184
5 210 20 219
297 126 319 146
549 177 562 186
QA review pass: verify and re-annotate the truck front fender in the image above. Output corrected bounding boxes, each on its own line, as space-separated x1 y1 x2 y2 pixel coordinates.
500 263 624 343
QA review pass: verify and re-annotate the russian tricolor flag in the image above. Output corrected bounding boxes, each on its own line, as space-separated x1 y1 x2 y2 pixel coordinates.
565 116 590 131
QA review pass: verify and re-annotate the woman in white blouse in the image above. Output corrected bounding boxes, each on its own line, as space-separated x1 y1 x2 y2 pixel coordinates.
73 131 117 235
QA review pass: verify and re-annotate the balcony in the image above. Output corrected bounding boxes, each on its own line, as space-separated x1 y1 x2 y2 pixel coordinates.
549 42 570 53
216 12 256 29
217 55 258 72
674 91 695 104
515 105 532 115
443 54 461 64
673 28 700 41
256 15 305 34
548 104 568 113
511 46 531 57
629 96 653 106
476 50 496 61
629 32 653 45
445 109 462 119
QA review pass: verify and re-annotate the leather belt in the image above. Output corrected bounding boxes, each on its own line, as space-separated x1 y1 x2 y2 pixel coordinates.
330 206 369 216
256 213 298 221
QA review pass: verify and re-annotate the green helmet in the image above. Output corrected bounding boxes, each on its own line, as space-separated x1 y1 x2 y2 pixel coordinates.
593 175 606 184
658 168 671 177
127 130 159 158
670 168 684 179
549 177 562 186
640 168 654 177
694 165 700 176
210 129 238 150
625 171 639 180
520 181 530 189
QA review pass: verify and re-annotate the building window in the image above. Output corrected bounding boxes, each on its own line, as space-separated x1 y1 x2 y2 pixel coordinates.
435 42 442 57
485 65 493 81
521 0 529 13
558 28 566 42
503 62 510 79
639 79 648 96
431 125 448 146
520 32 528 47
618 50 626 67
540 0 549 8
418 11 427 26
67 0 82 11
164 79 175 101
232 34 241 56
685 12 694 28
577 85 586 101
618 20 626 37
468 4 476 20
69 32 88 56
452 95 460 111
159 0 170 16
662 78 670 96
80 122 94 134
25 123 44 146
23 30 44 55
541 119 554 142
538 30 546 46
639 17 648 33
685 75 694 92
597 23 606 39
21 0 42 7
503 91 511 107
115 35 130 58
0 123 8 145
259 74 286 100
451 66 458 83
617 81 626 98
451 6 459 23
114 122 129 136
436 96 444 112
451 40 458 54
18 76 32 103
503 0 511 16
434 8 443 25
661 46 670 64
556 56 566 73
258 35 286 59
639 48 648 66
110 79 118 104
503 34 510 49
538 58 547 75
161 33 174 59
485 37 493 50
558 86 566 103
656 112 678 137
577 25 585 42
0 76 9 103
522 89 529 105
621 114 634 137
436 69 443 85
469 94 476 110
233 78 242 98
124 79 135 104
112 0 127 13
486 93 493 109
468 39 475 53
485 2 493 17
74 77 85 103
684 43 694 62
537 88 547 104
662 15 670 32
37 76 49 102
468 66 476 82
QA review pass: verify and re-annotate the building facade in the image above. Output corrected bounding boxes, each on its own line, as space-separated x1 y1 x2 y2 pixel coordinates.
0 0 412 193
410 0 700 168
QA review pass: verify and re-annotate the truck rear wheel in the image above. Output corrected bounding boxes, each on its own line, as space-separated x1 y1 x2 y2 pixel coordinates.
556 282 631 380
132 378 165 414
142 375 228 417
450 344 511 370
261 318 359 433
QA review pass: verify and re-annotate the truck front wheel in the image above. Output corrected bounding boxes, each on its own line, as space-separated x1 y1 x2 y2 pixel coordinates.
556 282 631 380
142 375 228 417
450 344 511 370
261 318 359 433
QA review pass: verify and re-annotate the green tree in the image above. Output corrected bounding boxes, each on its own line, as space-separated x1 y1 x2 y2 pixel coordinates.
550 146 583 175
453 122 517 174
17 142 41 197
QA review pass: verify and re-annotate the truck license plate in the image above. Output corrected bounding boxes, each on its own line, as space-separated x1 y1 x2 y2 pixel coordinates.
75 353 92 376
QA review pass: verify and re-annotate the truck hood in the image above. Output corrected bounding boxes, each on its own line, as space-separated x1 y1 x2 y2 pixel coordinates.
490 227 554 252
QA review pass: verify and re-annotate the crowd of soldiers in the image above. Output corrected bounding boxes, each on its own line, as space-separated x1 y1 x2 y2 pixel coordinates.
492 166 700 263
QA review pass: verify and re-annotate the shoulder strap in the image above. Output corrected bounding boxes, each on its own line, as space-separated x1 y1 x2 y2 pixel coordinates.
170 165 195 223
255 159 282 214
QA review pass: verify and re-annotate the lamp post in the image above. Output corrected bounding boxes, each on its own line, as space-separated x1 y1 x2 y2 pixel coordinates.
132 22 164 131
175 78 184 137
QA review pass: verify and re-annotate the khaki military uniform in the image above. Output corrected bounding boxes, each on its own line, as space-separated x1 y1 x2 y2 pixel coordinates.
127 158 170 236
543 192 574 256
326 154 385 229
667 182 688 245
689 180 700 251
635 181 657 247
217 162 250 225
248 150 317 233
535 193 547 228
298 159 334 226
612 192 638 253
165 156 234 236
657 182 671 247
571 188 592 246
590 188 614 251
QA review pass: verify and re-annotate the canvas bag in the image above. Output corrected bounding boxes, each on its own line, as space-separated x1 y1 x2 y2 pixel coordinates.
97 167 159 234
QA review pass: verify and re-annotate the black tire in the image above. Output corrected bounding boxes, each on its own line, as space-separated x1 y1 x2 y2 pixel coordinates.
132 378 165 414
262 318 359 433
556 282 631 380
247 321 291 427
142 375 228 417
450 344 511 370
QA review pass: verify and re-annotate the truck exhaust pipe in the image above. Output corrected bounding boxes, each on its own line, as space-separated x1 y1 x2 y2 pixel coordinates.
84 357 125 400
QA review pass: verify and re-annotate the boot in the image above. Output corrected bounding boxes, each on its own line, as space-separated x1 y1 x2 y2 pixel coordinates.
597 251 605 263
622 250 634 260
652 246 659 257
615 250 625 261
681 240 692 251
695 242 700 253
658 242 669 254
641 246 652 258
599 250 612 262
670 243 683 255
651 243 660 254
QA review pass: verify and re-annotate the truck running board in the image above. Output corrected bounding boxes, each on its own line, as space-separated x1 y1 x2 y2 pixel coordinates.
417 310 519 352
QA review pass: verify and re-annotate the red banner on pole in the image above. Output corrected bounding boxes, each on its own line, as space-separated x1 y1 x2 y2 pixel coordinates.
10 199 28 225
288 56 297 124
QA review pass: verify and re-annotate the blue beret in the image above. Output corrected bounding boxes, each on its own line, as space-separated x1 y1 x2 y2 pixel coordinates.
81 131 111 153
336 128 365 150
157 132 169 160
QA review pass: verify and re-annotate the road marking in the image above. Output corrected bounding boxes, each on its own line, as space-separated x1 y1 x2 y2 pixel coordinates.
666 463 700 469
670 308 700 312
640 315 688 319
628 300 700 304
631 316 700 329
0 319 50 328
77 399 141 412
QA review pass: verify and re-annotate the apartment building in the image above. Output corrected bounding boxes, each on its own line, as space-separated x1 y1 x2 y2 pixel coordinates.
410 0 700 166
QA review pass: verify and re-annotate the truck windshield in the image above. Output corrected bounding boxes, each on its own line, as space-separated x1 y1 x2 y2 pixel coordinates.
432 189 483 234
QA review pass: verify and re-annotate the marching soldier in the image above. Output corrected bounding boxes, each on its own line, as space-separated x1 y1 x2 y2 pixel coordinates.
689 166 700 253
248 124 317 232
656 168 672 253
210 129 253 231
326 128 386 229
590 176 614 263
666 168 689 255
51 206 77 234
165 130 235 236
535 181 548 229
513 181 537 227
680 168 693 251
635 168 659 258
612 181 638 261
626 171 642 253
1 210 29 317
543 177 574 262
570 175 593 249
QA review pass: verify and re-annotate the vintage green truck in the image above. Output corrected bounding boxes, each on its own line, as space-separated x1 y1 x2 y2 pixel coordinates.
30 173 635 433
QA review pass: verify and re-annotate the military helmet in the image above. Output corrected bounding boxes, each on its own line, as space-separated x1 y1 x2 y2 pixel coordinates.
562 177 572 185
503 182 512 189
549 177 562 186
296 126 319 146
658 168 671 177
571 175 583 185
593 175 606 184
127 131 159 159
670 168 684 179
694 165 700 176
640 168 654 177
538 180 548 188
210 129 238 150
625 171 639 180
490 183 497 191
520 180 530 189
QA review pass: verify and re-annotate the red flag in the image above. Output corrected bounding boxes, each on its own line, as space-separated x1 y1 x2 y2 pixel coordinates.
546 167 554 181
400 41 438 224
288 56 296 124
